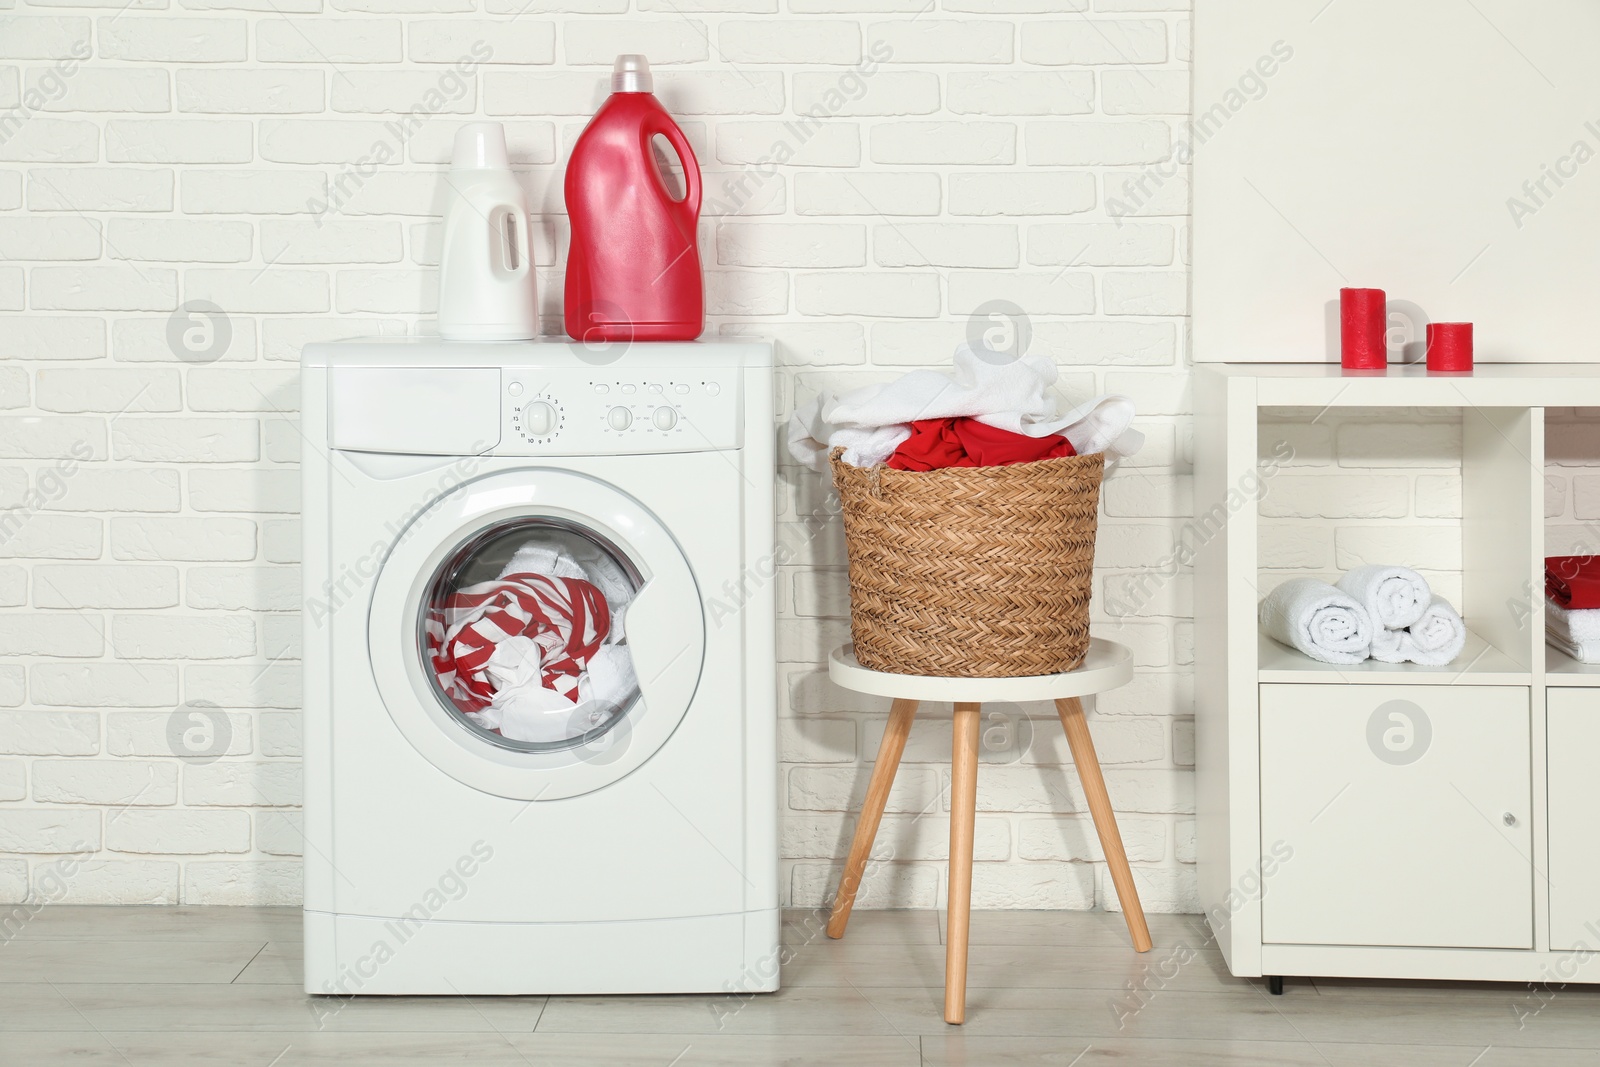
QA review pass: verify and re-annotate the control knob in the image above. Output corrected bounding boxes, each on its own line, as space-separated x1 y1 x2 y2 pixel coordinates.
523 401 557 436
607 406 633 431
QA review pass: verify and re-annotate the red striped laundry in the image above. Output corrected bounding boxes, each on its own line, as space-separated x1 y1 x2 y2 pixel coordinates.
425 571 611 713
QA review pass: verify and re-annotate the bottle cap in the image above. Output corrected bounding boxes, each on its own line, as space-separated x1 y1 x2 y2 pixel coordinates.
451 122 510 171
611 54 653 94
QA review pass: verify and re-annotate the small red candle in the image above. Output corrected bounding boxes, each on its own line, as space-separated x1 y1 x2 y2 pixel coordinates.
1340 288 1387 370
1426 322 1473 373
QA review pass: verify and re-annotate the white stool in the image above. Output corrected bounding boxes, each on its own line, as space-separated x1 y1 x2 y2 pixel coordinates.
824 638 1152 1024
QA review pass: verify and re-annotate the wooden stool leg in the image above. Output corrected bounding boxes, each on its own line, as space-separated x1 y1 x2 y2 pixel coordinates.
945 701 981 1025
827 698 919 939
1055 696 1153 953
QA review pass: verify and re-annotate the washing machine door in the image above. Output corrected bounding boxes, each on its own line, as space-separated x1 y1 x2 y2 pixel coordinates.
367 468 704 800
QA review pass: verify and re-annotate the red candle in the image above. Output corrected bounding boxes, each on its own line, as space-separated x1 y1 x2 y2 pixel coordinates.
1426 322 1473 373
1340 288 1387 370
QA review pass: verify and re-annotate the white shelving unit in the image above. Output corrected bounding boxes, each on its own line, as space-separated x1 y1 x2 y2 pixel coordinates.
1196 364 1600 986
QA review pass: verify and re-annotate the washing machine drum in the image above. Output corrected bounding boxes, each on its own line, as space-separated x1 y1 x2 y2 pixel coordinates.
368 469 705 800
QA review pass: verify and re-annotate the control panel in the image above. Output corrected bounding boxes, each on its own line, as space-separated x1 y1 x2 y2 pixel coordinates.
501 369 740 455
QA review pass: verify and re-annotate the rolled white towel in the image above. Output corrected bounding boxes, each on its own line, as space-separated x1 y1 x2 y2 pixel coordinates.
1336 565 1430 631
1259 577 1374 665
1369 626 1407 664
1547 597 1600 647
1400 595 1467 666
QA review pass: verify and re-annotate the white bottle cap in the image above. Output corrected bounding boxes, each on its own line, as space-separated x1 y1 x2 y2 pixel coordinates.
451 122 510 171
611 54 653 94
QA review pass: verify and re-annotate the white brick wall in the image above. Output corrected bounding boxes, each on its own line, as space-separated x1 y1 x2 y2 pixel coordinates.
1257 408 1466 610
0 2 1204 911
1545 408 1600 560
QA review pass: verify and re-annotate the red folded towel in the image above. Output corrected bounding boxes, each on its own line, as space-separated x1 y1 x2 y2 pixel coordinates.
1546 555 1600 610
887 417 1077 472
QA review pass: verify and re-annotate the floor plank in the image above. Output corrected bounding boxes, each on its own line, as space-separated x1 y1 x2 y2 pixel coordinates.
2 905 299 942
232 941 302 986
919 1036 1600 1066
534 983 905 1036
0 1031 542 1065
0 939 267 984
857 986 1305 1041
509 1033 922 1065
41 983 548 1034
786 906 940 945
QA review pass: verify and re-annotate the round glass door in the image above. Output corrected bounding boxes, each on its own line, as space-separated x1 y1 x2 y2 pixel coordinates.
367 466 706 801
421 518 642 752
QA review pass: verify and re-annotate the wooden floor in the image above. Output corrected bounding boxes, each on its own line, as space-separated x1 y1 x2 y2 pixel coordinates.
2 907 1599 1065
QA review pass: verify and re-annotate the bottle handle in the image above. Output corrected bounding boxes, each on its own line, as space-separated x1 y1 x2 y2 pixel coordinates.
490 204 530 278
644 116 701 224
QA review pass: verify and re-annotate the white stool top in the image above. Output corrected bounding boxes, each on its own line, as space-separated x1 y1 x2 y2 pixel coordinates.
828 638 1134 703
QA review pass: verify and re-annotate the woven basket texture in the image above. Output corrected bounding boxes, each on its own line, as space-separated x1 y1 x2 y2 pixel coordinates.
830 448 1104 678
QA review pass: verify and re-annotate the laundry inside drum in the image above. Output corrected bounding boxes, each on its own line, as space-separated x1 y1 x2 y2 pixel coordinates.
420 518 643 752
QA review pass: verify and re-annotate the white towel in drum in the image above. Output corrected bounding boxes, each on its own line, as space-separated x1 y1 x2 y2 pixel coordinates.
1371 596 1467 666
1335 565 1431 631
1259 577 1375 665
467 636 581 743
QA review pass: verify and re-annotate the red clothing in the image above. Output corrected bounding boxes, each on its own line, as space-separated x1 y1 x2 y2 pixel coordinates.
1547 555 1600 609
425 573 610 712
887 417 1076 472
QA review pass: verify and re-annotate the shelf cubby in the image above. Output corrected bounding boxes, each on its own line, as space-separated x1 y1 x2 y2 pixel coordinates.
1543 407 1600 681
1250 395 1537 682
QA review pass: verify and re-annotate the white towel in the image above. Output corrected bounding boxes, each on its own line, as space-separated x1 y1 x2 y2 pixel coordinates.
467 636 581 742
501 542 588 583
468 643 640 744
1259 577 1375 665
1547 630 1600 665
491 687 581 744
1405 596 1467 665
1547 597 1600 647
786 343 1143 470
566 643 639 732
1369 626 1407 664
1335 565 1430 631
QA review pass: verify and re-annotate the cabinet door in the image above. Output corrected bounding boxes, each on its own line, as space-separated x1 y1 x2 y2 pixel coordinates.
1260 684 1532 949
1549 689 1600 951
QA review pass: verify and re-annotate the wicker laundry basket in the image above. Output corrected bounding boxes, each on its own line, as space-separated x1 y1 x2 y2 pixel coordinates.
830 448 1104 678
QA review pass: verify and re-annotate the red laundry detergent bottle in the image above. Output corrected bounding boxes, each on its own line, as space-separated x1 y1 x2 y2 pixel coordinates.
564 54 704 343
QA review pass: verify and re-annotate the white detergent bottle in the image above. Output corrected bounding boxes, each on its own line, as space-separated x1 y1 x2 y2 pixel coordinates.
437 122 538 341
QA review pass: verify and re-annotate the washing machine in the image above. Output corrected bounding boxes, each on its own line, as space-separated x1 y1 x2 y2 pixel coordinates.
300 339 778 996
